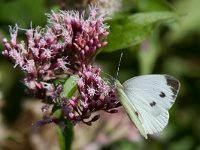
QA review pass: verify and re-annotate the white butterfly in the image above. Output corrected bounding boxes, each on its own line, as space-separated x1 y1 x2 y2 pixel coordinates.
116 74 180 139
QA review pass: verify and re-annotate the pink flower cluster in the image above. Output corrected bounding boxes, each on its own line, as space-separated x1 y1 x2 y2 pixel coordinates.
2 6 119 126
61 65 119 125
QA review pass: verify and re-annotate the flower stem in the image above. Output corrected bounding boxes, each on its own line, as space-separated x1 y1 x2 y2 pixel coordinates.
57 120 74 150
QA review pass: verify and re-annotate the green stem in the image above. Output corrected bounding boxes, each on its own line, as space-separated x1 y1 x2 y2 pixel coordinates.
57 120 74 150
56 75 78 150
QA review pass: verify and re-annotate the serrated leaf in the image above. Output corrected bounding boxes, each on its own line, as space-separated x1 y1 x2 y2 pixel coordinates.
102 12 178 52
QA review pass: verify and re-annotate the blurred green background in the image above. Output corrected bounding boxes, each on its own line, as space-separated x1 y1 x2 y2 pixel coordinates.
0 0 200 150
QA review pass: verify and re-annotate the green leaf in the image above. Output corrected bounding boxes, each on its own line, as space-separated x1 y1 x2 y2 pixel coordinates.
167 0 200 42
57 120 74 150
136 0 172 12
61 75 78 99
0 0 46 27
53 109 62 118
102 11 179 52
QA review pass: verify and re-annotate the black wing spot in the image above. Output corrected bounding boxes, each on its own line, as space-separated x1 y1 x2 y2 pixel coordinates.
159 92 166 98
165 76 179 91
150 101 156 107
165 75 180 99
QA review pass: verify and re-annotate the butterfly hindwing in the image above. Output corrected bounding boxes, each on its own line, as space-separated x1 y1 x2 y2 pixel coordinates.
122 75 180 137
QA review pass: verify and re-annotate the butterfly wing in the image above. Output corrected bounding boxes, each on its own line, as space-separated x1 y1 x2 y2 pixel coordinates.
121 75 180 138
116 80 147 138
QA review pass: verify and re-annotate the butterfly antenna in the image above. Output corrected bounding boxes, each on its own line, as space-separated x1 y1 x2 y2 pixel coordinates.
116 52 123 80
100 52 123 86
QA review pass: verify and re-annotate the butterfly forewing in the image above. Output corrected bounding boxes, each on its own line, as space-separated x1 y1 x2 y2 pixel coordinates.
122 75 180 137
